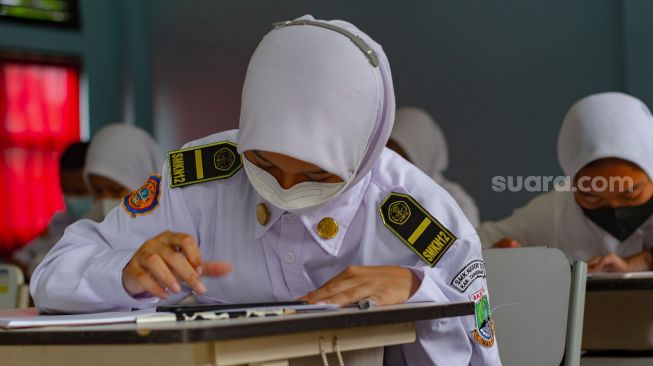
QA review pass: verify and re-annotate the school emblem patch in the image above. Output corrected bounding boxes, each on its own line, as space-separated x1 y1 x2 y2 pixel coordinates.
168 141 242 188
470 287 495 348
451 260 487 293
388 201 411 225
123 175 161 217
379 192 457 267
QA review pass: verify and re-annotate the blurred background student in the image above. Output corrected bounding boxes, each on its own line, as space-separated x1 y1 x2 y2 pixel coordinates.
82 123 164 220
12 142 91 277
478 92 653 273
387 107 480 226
11 123 163 278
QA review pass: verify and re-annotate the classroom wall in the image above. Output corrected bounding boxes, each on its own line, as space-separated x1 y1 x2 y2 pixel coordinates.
3 1 651 220
150 0 653 220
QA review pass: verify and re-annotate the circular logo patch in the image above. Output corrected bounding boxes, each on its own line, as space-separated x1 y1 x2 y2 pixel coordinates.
123 175 161 217
213 147 236 171
388 201 411 225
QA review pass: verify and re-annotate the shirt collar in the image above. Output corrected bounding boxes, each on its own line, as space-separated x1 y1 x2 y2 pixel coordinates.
252 173 372 257
253 193 285 239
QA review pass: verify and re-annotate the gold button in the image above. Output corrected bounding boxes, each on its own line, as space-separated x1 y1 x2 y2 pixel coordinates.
256 203 269 226
317 217 338 239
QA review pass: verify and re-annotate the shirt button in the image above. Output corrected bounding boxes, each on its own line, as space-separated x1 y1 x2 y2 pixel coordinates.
285 252 296 263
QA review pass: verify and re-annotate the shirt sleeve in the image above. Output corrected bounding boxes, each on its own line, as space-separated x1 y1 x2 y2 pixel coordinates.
30 162 196 313
390 233 502 366
476 192 557 248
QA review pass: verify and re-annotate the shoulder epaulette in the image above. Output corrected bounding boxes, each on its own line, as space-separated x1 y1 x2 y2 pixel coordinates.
379 192 457 267
168 141 242 188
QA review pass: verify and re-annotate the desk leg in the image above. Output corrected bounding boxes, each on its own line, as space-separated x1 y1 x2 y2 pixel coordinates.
212 322 415 366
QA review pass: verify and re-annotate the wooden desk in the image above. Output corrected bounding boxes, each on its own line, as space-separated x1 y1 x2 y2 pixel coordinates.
583 277 653 351
0 301 473 366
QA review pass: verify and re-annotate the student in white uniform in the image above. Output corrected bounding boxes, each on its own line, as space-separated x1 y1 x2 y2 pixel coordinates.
31 16 501 365
388 107 480 226
478 92 653 272
82 123 164 218
12 142 91 278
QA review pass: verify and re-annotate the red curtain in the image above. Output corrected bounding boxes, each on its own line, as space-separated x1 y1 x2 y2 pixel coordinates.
0 60 80 257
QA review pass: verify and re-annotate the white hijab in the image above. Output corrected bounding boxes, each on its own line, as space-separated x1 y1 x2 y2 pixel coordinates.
237 15 395 192
390 106 479 226
391 107 448 177
558 92 653 180
84 124 164 191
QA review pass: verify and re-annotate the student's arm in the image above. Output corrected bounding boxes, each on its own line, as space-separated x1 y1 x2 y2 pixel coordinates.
587 250 653 272
30 163 198 313
303 188 501 365
477 192 557 249
302 239 501 365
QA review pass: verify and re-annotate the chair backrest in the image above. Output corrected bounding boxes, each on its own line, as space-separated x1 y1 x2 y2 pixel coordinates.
483 247 571 366
0 264 25 309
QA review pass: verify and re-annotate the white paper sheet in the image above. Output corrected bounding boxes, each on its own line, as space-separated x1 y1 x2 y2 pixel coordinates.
0 303 341 329
587 271 653 279
0 308 160 329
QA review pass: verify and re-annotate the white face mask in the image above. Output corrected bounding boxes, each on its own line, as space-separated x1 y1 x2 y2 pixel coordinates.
243 157 347 214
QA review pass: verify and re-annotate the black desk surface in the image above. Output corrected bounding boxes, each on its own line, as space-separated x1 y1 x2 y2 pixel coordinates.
0 301 473 346
586 276 653 291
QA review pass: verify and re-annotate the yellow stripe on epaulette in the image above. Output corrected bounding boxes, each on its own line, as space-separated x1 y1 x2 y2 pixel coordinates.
379 192 457 267
168 141 242 188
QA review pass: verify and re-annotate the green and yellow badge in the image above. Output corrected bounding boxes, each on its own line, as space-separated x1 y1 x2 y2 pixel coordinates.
470 287 495 348
379 192 457 267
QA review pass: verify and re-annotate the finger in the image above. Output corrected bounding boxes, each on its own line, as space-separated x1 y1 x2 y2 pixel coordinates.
138 252 181 293
602 257 627 272
493 239 516 249
317 266 367 290
318 285 376 306
587 256 602 266
303 278 363 303
159 246 203 293
592 257 615 272
131 267 170 299
169 233 202 268
589 260 606 271
507 240 522 248
202 261 232 276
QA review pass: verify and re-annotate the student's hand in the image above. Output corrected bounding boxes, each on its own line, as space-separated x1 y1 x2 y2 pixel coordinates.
299 265 420 306
122 231 232 299
492 238 522 249
588 251 653 273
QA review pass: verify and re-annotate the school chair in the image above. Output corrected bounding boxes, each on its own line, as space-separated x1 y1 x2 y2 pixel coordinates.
0 264 27 309
482 247 586 366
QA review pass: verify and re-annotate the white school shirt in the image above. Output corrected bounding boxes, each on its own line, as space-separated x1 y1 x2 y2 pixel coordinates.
31 130 501 366
12 212 77 277
477 190 653 260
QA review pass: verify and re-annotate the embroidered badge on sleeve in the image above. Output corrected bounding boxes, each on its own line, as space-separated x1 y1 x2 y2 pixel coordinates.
168 141 242 188
379 192 457 267
451 260 487 293
470 287 495 348
123 175 161 218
